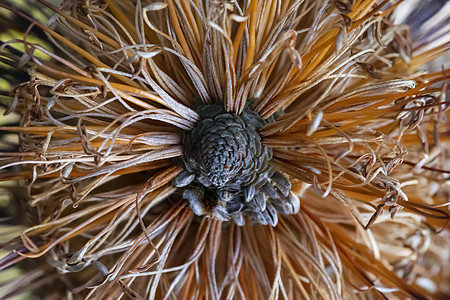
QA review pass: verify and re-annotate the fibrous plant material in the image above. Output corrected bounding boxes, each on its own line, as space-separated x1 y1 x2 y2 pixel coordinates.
0 0 449 299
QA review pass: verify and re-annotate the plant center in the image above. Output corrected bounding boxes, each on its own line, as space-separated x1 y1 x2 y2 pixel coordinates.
175 103 299 226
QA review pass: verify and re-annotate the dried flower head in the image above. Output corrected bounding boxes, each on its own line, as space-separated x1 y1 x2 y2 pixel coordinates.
175 101 298 226
0 0 449 299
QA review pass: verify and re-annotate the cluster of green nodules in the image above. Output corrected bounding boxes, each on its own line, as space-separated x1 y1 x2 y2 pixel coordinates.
175 103 299 226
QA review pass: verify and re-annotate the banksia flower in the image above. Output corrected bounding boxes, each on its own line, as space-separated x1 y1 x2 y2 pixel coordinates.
0 0 449 299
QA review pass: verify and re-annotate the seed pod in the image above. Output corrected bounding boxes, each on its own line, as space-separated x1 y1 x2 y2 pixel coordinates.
175 103 296 226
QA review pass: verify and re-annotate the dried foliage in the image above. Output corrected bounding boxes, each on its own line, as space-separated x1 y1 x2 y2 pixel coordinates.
0 0 449 299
